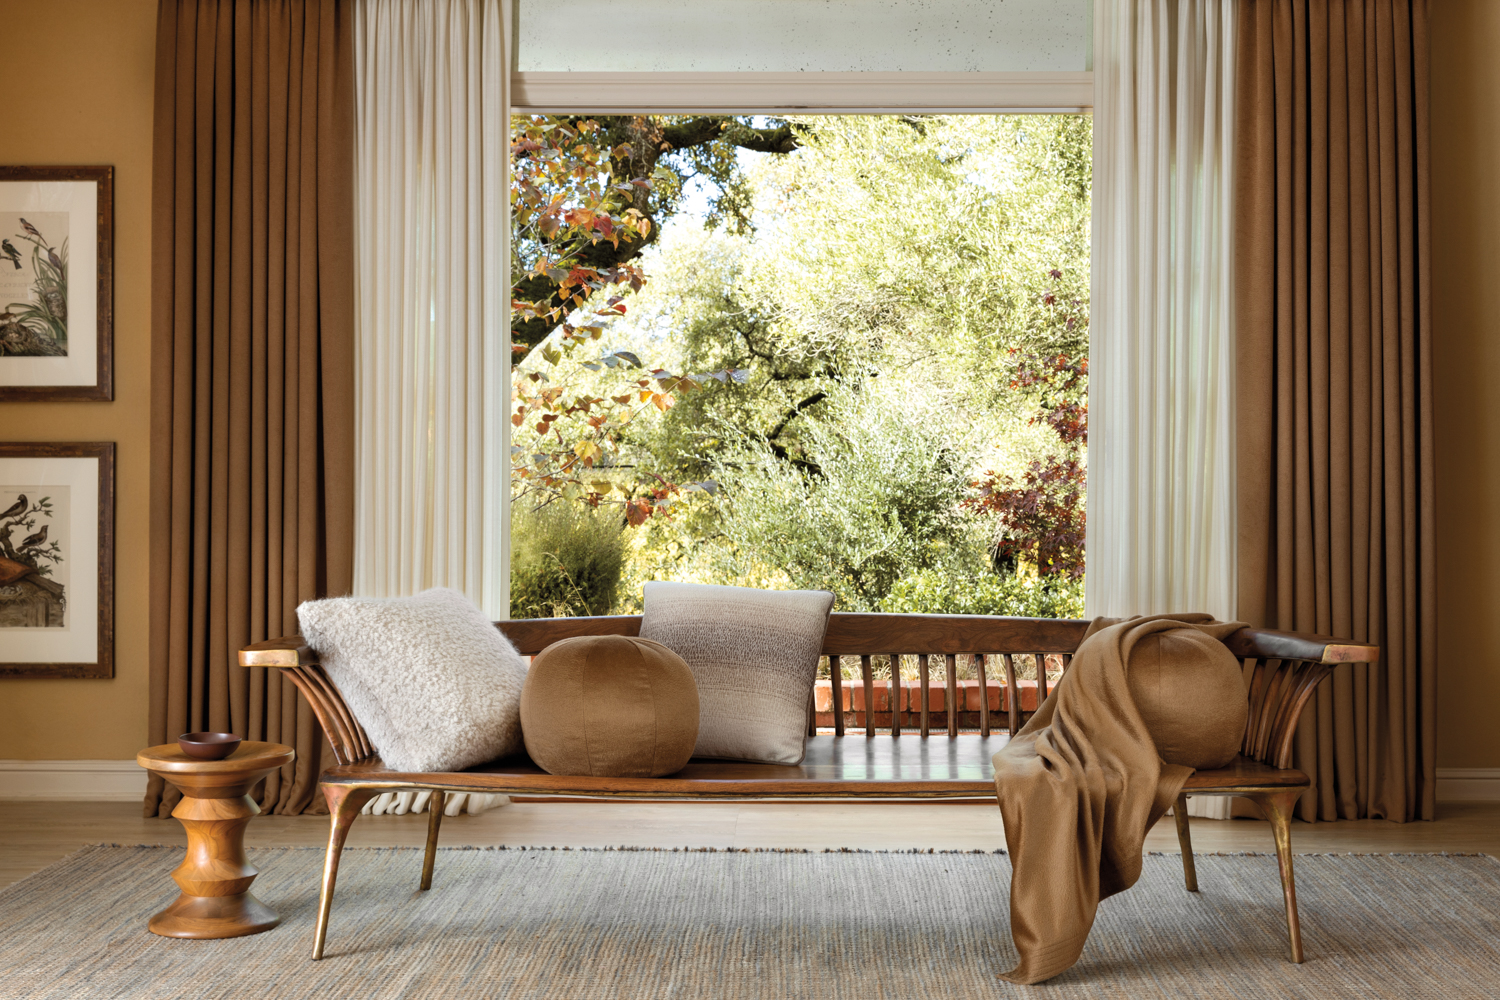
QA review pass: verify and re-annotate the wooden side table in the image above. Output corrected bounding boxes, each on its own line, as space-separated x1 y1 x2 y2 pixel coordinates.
136 741 295 939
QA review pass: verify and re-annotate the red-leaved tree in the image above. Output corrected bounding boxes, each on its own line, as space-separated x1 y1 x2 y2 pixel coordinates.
962 270 1087 578
510 116 746 523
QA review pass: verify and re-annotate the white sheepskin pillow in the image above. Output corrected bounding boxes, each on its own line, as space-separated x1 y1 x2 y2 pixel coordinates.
296 587 527 773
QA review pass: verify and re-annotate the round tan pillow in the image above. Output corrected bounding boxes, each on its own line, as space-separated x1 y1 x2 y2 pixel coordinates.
520 635 699 778
1127 629 1248 770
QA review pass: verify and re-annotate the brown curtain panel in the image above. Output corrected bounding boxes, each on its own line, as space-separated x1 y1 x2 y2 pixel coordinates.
1235 0 1435 822
147 0 355 817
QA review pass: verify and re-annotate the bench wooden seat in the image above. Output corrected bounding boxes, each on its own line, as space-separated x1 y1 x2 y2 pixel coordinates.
239 612 1379 964
318 739 1310 801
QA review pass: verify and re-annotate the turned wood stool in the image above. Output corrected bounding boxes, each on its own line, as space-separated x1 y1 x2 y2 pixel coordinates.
136 741 295 939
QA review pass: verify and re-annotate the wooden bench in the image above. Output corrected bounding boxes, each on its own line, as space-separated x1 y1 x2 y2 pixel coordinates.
240 613 1379 962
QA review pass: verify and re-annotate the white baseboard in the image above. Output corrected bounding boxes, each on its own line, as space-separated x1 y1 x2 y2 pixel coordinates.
1436 767 1500 802
0 760 145 801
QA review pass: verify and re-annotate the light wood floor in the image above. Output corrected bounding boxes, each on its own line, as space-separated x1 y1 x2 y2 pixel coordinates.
3 798 1496 888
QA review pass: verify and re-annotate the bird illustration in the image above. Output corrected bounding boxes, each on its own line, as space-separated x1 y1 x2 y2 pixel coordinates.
0 315 64 357
19 524 48 550
18 218 40 239
0 240 20 270
47 249 63 272
0 495 25 522
42 289 66 323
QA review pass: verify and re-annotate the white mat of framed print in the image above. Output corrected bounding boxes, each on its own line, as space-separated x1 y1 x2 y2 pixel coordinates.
0 443 114 678
0 167 113 401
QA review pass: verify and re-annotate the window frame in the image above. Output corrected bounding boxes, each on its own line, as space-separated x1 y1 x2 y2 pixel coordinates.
511 71 1094 115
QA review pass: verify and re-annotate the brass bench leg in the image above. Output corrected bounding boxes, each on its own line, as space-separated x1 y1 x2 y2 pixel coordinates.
1173 793 1198 891
420 790 446 891
314 784 377 961
1250 789 1305 964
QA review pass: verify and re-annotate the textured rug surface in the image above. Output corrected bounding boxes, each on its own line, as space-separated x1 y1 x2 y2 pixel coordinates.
0 845 1497 999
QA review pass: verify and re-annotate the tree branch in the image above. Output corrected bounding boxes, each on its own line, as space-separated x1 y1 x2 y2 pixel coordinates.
766 391 829 442
661 117 801 155
512 115 799 350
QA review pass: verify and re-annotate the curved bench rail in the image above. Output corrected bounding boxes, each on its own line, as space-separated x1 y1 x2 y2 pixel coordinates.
239 638 372 766
1221 628 1380 770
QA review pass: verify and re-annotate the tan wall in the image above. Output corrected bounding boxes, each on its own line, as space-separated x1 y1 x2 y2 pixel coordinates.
1431 0 1500 769
1 0 1496 768
0 0 157 759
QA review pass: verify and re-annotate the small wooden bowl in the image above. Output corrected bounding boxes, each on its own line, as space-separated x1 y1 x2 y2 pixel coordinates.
177 732 242 761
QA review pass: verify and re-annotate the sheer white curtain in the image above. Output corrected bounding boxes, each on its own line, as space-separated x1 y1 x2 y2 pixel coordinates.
1088 0 1236 819
352 0 510 617
1088 0 1236 622
352 0 511 816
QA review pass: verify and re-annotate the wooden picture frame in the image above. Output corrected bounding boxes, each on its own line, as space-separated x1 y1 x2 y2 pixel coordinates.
0 166 114 401
0 442 115 678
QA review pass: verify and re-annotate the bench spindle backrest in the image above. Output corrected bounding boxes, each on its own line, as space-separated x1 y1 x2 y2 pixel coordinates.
814 650 1071 740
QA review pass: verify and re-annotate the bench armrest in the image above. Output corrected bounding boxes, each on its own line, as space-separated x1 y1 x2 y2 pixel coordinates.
1229 627 1379 770
1225 627 1380 665
240 636 318 668
236 637 370 764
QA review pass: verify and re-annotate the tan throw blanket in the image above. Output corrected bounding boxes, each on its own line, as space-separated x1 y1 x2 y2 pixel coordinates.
992 613 1246 984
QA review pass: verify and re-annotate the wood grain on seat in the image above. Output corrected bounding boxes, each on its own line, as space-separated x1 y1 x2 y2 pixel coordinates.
318 739 1306 800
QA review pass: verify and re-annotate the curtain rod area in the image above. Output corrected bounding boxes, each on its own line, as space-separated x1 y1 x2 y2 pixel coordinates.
510 71 1094 114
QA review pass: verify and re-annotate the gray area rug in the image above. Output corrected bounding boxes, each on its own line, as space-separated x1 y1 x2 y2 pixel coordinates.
0 845 1497 999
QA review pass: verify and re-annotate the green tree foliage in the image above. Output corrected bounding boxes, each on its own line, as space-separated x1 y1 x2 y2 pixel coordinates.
882 568 1084 619
703 382 980 611
609 115 1091 489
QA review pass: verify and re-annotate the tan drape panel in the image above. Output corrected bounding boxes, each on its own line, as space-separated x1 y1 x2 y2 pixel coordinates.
147 0 355 817
1235 0 1435 822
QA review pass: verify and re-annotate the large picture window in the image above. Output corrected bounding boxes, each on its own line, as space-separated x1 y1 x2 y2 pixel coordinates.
509 110 1091 632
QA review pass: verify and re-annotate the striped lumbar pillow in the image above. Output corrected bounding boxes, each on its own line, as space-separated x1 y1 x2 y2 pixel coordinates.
639 581 835 765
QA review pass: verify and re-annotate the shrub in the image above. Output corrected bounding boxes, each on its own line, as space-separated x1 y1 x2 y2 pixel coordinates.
706 382 978 611
882 568 1084 619
510 501 627 618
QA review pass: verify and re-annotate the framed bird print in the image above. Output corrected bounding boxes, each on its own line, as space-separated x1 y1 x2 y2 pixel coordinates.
0 443 114 678
0 167 113 401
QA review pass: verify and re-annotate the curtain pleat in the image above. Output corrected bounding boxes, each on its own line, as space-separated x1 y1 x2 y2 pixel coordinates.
1235 0 1434 822
344 0 510 818
148 0 355 817
1087 0 1239 625
350 0 510 618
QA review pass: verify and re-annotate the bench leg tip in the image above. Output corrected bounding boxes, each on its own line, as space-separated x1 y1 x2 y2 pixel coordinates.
1251 788 1307 966
1172 793 1199 892
420 790 446 891
315 783 377 963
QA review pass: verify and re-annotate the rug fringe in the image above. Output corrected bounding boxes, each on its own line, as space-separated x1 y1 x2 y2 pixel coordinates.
84 842 1494 858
